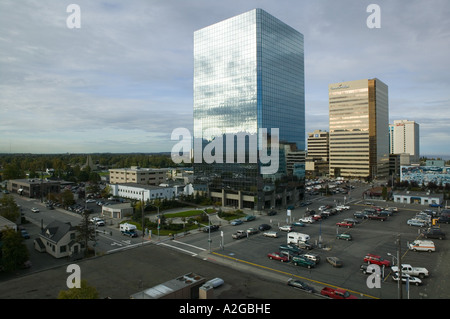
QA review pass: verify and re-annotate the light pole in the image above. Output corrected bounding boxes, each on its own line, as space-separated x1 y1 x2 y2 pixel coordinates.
147 199 161 240
204 210 212 252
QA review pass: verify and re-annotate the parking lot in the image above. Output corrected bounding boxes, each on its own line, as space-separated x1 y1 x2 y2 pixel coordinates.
200 197 450 299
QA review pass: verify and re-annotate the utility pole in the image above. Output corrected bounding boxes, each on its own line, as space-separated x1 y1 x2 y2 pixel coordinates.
397 235 403 299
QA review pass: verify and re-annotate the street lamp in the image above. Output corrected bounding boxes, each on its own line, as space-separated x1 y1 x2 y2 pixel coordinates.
204 210 212 252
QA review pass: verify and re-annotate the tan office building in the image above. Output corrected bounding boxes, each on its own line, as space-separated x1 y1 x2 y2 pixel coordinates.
109 167 166 185
328 78 389 180
306 130 329 176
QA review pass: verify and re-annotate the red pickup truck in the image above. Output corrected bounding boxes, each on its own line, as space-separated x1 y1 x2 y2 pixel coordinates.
320 287 357 299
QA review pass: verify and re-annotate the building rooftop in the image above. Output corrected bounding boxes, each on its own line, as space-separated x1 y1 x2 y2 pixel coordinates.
113 183 172 190
130 272 205 299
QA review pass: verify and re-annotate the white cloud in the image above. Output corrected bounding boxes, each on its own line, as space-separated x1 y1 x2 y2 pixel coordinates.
0 0 449 156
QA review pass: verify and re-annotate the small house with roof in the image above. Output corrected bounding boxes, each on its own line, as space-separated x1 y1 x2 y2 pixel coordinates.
34 220 82 259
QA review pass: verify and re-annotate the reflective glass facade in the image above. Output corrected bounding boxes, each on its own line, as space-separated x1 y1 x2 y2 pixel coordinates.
329 78 389 179
193 9 305 209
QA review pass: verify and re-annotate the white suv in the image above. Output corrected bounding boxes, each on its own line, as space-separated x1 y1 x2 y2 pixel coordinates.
90 217 105 226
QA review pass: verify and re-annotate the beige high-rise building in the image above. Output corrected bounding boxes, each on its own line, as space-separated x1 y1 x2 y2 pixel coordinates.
328 78 389 180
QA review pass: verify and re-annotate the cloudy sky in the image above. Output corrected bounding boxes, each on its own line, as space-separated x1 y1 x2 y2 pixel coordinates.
1 0 449 156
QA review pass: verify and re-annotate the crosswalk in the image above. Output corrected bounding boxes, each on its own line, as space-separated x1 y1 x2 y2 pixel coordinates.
157 240 206 257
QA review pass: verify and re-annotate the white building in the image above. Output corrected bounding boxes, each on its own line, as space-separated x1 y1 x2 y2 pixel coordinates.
102 203 134 219
109 183 176 202
393 191 443 206
389 120 420 163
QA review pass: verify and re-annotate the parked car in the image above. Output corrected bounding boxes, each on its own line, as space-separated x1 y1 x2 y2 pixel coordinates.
321 287 357 299
246 227 259 235
20 229 30 239
267 210 277 216
343 218 359 225
326 256 343 268
296 241 313 250
292 255 315 268
336 221 353 228
263 231 279 238
279 244 303 255
429 203 443 208
244 215 256 222
421 227 446 240
299 216 315 224
360 263 378 275
279 225 294 232
258 224 271 231
407 219 428 227
287 278 315 293
203 225 220 233
336 233 352 241
302 252 320 264
391 273 422 286
353 211 368 219
232 230 247 239
231 219 243 226
363 253 391 267
291 221 305 227
267 252 289 262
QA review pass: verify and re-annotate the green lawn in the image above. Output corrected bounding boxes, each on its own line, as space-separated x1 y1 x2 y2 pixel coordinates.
163 208 216 219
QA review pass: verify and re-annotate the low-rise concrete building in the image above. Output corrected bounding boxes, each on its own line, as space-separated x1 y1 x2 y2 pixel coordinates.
109 183 176 202
102 203 134 219
109 167 167 186
8 179 60 199
393 191 443 206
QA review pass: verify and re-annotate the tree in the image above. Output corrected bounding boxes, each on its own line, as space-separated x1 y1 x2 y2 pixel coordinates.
0 195 20 223
2 163 26 180
0 228 29 272
60 189 75 208
75 211 96 257
57 280 99 299
100 185 111 199
381 186 388 200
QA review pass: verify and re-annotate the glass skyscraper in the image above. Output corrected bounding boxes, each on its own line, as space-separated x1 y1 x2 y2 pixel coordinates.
193 9 305 210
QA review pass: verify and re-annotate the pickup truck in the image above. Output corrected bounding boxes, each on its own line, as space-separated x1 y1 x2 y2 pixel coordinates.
232 230 247 239
391 264 429 279
320 287 357 299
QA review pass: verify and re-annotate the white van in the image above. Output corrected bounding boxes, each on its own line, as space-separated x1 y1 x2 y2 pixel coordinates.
287 232 310 245
408 240 435 252
204 277 224 288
